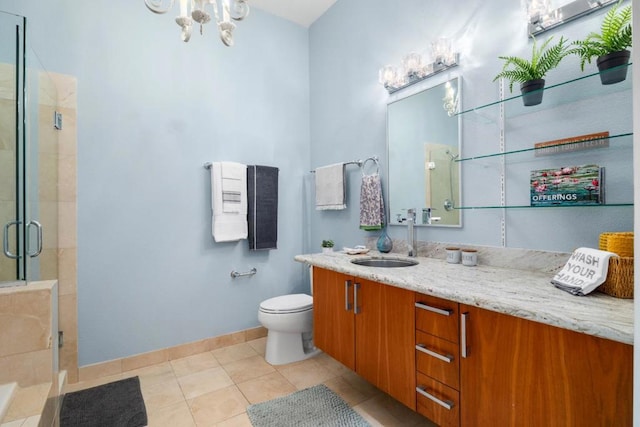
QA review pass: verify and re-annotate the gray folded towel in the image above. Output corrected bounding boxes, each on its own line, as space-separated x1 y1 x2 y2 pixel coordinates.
315 163 346 210
247 165 279 250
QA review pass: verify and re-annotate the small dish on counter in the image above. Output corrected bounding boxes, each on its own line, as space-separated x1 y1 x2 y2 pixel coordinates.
342 247 370 255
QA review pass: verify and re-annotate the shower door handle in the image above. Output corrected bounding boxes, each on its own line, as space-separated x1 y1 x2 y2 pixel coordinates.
26 220 43 258
3 220 21 259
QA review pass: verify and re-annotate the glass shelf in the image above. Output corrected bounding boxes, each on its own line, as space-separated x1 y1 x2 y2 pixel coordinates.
457 132 633 162
455 203 633 210
456 63 632 117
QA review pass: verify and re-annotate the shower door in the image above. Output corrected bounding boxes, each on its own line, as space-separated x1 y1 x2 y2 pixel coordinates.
0 11 26 286
0 11 53 287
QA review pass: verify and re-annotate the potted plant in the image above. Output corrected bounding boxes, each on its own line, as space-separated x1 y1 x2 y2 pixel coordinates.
321 240 334 253
571 2 632 85
493 36 570 106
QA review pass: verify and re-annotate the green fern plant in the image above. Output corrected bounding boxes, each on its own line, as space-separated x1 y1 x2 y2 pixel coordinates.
571 2 632 70
493 36 570 92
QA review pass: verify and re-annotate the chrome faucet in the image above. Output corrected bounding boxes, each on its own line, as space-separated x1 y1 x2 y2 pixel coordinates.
422 207 441 225
407 208 417 257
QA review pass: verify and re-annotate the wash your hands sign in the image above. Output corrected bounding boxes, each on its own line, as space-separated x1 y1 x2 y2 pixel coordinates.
551 247 617 296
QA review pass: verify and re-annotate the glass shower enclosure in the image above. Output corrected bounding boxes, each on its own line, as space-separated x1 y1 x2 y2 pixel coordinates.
1 11 59 287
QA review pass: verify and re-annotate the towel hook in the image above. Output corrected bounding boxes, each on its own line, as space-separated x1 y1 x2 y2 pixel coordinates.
361 157 379 176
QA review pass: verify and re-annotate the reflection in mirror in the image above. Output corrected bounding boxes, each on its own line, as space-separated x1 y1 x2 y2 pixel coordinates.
387 77 461 227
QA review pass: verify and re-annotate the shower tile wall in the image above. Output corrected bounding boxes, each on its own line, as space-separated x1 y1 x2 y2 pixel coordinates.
0 282 55 387
44 71 78 384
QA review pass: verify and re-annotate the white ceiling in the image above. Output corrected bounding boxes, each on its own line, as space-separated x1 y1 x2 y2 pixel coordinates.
249 0 337 27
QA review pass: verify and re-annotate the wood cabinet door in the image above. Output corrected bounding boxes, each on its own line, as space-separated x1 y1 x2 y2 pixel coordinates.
355 278 416 410
312 267 355 370
460 305 632 427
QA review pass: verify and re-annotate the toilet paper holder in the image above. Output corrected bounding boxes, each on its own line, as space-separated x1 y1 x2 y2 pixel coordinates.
231 267 257 278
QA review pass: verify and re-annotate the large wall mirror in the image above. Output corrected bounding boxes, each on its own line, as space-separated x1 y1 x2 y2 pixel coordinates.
387 77 461 227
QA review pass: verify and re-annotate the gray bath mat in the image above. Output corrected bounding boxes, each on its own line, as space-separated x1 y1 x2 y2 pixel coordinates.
247 384 370 427
60 376 147 427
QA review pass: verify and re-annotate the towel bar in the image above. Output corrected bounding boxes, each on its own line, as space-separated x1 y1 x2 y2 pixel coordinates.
230 267 257 278
310 156 378 173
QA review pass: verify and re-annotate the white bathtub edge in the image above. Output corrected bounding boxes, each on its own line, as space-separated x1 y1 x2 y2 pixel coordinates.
0 382 18 423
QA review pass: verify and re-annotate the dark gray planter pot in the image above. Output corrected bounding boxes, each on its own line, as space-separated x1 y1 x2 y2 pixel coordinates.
520 79 545 106
596 50 631 85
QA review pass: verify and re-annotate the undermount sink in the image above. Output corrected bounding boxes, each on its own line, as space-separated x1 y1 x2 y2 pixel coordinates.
350 258 418 268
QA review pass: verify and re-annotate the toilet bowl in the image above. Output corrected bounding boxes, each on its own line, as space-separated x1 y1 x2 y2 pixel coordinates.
258 293 320 365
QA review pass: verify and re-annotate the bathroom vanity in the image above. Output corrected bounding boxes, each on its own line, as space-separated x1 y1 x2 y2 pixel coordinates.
296 252 633 427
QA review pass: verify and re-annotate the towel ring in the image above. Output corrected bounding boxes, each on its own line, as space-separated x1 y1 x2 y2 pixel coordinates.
361 157 379 176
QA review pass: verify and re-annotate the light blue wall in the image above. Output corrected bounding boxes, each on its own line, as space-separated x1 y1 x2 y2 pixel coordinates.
2 0 311 366
309 0 633 253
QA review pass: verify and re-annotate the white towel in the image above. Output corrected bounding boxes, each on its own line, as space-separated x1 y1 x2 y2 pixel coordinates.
315 163 346 210
211 162 248 242
551 247 617 296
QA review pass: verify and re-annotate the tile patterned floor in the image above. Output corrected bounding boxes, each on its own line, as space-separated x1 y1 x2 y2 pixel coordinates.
65 338 436 427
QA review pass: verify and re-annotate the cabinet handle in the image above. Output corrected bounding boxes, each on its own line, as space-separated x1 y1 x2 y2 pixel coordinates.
461 312 469 358
354 283 361 314
416 344 453 363
415 302 452 316
416 386 454 410
344 280 353 311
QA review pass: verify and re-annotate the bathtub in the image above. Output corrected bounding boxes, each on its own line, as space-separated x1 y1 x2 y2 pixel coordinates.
0 382 17 422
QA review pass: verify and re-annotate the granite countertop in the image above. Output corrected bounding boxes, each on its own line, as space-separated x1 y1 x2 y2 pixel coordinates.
294 252 634 345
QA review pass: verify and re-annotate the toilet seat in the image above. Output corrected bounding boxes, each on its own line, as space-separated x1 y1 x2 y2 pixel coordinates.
259 294 313 314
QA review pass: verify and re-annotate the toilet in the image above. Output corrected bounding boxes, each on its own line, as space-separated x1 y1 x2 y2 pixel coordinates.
258 293 320 365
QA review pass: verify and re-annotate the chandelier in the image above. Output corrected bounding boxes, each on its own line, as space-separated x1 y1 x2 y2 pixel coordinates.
144 0 250 46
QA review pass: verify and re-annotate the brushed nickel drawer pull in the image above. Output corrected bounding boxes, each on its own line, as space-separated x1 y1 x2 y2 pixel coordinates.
461 312 469 358
344 280 353 311
416 386 454 410
354 283 361 314
415 302 452 316
416 344 453 363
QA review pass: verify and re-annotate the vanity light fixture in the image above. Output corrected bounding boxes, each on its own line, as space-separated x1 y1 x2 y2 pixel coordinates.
379 38 459 94
527 0 618 37
144 0 249 46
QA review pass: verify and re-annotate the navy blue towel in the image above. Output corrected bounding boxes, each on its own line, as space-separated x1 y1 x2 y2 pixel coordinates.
247 165 279 250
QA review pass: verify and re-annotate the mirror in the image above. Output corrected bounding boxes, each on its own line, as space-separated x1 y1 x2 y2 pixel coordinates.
387 77 461 227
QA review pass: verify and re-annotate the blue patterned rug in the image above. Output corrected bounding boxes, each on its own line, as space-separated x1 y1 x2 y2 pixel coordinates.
247 384 370 427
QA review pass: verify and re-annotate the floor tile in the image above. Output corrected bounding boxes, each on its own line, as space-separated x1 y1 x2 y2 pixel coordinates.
188 385 249 427
177 366 234 400
66 340 435 427
214 412 252 427
276 358 337 390
236 371 296 404
64 373 125 394
246 338 266 356
313 352 352 377
146 400 196 427
324 376 372 406
123 362 175 388
171 352 220 378
211 343 258 366
222 355 276 384
141 378 185 412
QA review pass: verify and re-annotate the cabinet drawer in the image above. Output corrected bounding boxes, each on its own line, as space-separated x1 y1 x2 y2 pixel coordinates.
416 331 459 389
415 294 459 343
416 372 460 427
